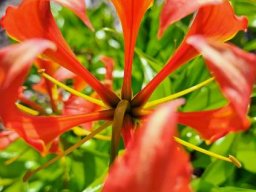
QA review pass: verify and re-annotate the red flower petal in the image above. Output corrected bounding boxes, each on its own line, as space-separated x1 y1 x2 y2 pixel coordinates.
0 40 113 154
158 0 222 38
1 0 119 106
63 95 99 130
178 105 250 142
163 0 248 76
188 36 255 121
132 0 248 106
111 0 153 99
52 0 94 30
0 39 56 92
3 110 113 155
103 100 191 192
178 36 256 142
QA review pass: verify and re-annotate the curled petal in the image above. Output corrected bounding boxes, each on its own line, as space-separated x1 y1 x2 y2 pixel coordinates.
187 36 256 121
178 105 250 142
158 0 222 38
52 0 94 30
1 0 119 105
132 0 248 106
0 40 113 154
103 100 191 192
179 36 256 142
0 39 55 95
170 0 248 70
111 0 153 99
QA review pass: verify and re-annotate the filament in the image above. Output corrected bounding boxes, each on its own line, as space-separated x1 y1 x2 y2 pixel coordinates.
144 77 214 109
174 137 241 168
16 103 40 116
38 69 107 108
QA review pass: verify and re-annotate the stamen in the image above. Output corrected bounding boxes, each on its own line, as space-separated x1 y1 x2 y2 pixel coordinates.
23 121 112 182
73 126 111 141
144 77 214 109
174 137 241 168
38 69 107 108
16 103 40 116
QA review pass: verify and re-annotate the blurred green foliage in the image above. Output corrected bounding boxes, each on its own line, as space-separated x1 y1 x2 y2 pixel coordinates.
1 0 256 191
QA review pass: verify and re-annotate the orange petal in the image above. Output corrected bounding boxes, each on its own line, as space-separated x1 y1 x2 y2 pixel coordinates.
3 110 113 155
132 0 248 107
158 0 222 38
111 0 153 99
167 0 248 71
180 36 256 142
52 0 94 30
178 105 250 142
1 0 119 106
103 100 191 192
63 95 100 130
0 40 113 154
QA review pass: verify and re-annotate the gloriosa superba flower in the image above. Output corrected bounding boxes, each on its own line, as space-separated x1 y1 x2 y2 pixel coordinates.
0 0 255 191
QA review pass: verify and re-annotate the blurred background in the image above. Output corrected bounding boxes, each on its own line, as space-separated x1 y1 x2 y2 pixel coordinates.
0 0 256 192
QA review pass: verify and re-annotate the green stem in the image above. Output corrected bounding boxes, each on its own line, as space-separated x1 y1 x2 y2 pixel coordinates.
110 100 130 164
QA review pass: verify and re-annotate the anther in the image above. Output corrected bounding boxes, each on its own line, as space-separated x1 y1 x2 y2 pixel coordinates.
229 155 242 168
